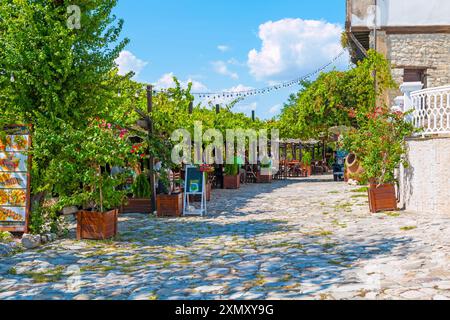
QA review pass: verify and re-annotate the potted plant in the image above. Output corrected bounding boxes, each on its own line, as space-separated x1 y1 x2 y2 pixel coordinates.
156 169 183 217
121 172 152 214
301 151 312 177
223 159 240 189
51 120 137 240
257 156 273 183
344 108 414 213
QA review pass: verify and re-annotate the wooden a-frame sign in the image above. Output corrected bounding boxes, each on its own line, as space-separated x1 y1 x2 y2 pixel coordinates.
183 165 207 217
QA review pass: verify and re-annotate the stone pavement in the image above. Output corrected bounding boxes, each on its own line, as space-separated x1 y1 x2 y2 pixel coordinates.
0 175 449 300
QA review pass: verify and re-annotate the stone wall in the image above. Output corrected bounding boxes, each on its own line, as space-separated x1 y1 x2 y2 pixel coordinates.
399 136 450 216
386 33 450 101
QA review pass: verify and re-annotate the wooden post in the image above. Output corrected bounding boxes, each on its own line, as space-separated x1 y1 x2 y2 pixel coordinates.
251 110 255 122
215 104 223 188
189 101 193 114
299 143 303 162
147 85 157 213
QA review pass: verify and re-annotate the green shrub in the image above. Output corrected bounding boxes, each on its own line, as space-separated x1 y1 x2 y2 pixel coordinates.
224 163 239 176
132 173 151 198
0 231 13 243
260 156 272 169
302 151 312 166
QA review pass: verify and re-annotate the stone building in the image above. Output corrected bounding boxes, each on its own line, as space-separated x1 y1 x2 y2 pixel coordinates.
346 0 450 215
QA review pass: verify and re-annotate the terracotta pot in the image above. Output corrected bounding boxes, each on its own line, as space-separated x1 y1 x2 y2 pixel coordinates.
345 153 364 182
223 175 240 189
120 198 152 214
77 209 118 240
368 183 397 213
156 193 183 217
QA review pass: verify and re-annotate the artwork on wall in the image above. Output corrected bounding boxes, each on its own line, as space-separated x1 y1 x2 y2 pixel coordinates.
0 125 31 233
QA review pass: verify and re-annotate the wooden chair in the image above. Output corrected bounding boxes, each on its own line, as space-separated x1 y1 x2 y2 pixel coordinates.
245 164 257 183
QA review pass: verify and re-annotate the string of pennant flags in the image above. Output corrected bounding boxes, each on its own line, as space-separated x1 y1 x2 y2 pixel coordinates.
151 50 347 100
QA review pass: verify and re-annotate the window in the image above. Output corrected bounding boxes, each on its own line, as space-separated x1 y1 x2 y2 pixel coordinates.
404 68 427 86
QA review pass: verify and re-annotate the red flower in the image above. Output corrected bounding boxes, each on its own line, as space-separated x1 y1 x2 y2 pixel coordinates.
348 109 356 119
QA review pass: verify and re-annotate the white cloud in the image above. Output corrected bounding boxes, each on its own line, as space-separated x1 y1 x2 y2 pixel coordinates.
155 72 207 92
217 45 230 52
235 102 257 113
269 104 282 115
248 18 347 80
115 50 148 77
212 60 239 80
227 84 254 93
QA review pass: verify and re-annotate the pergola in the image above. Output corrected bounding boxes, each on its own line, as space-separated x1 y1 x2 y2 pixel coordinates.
277 138 325 162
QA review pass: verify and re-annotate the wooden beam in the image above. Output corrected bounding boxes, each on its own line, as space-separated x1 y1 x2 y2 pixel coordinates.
350 25 450 34
348 31 368 57
147 85 156 214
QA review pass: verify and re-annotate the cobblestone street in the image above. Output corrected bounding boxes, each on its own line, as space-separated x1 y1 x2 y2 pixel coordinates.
1 175 449 300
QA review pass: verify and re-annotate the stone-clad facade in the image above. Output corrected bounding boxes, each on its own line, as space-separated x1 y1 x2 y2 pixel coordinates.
388 33 450 98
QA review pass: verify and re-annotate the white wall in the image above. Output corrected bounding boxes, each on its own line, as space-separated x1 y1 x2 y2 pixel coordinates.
351 0 450 27
399 137 450 216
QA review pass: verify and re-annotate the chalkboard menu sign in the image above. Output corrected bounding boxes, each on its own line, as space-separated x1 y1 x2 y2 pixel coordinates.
0 125 31 233
185 166 204 194
183 165 207 217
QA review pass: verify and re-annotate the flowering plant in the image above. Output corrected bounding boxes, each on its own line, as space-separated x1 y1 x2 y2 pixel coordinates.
48 119 140 212
343 107 415 185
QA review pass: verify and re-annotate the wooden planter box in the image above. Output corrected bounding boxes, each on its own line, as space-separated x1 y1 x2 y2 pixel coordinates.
368 184 398 213
77 209 118 240
120 198 152 214
157 193 183 217
256 172 273 183
223 175 240 189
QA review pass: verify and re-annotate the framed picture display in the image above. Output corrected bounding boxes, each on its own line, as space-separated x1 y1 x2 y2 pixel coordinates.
0 125 31 233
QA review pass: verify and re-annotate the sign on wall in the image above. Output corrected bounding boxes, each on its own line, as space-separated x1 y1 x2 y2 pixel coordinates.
0 125 31 233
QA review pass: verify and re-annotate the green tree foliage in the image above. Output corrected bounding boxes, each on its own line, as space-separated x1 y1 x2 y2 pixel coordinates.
0 0 128 126
0 0 129 231
114 76 271 171
277 50 396 139
0 0 128 194
52 119 137 212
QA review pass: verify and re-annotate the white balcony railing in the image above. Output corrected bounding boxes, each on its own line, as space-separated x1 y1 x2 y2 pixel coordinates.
411 85 450 136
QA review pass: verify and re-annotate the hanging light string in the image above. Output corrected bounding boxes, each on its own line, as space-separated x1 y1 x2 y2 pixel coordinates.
151 50 346 99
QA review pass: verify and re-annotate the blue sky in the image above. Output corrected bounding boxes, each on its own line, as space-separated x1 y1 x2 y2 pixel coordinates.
114 0 349 119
